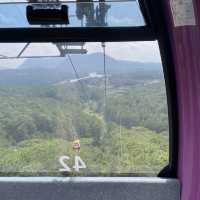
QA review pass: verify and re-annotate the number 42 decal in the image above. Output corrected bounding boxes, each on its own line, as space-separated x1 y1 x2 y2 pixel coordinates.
59 155 87 172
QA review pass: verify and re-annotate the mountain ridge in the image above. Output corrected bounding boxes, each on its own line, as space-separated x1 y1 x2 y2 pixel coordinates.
19 52 161 71
0 53 162 86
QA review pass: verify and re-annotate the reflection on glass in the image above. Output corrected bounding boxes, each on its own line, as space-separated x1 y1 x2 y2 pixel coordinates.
0 42 168 176
0 1 145 27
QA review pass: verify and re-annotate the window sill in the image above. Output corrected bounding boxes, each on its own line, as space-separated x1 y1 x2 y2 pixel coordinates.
0 177 180 200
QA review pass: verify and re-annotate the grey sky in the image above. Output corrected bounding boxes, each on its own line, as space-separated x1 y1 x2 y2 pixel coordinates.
0 42 161 69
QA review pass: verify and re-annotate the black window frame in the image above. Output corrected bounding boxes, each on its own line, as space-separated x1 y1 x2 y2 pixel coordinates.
0 0 178 178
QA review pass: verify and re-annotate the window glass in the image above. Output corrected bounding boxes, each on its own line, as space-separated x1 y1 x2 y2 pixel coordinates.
0 42 168 176
0 1 145 28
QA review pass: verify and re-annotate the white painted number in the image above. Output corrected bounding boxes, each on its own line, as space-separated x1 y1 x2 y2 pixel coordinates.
59 156 71 172
59 155 87 172
73 156 87 172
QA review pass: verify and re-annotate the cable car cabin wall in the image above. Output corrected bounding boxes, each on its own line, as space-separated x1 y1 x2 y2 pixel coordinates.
0 0 183 200
161 0 200 200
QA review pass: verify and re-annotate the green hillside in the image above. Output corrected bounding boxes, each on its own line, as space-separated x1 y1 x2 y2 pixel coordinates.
0 74 168 176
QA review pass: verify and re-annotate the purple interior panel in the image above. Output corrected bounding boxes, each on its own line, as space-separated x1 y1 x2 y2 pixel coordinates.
164 0 200 199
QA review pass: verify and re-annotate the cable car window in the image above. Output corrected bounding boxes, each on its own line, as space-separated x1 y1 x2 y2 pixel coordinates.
0 42 169 176
0 1 145 28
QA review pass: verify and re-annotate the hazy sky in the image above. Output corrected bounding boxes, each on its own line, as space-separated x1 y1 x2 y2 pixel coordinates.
86 42 161 63
0 42 161 69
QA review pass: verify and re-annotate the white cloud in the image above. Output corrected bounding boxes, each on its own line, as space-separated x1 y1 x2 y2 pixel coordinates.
0 43 59 69
0 59 24 69
108 16 137 26
86 41 161 63
0 43 26 69
23 43 60 56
